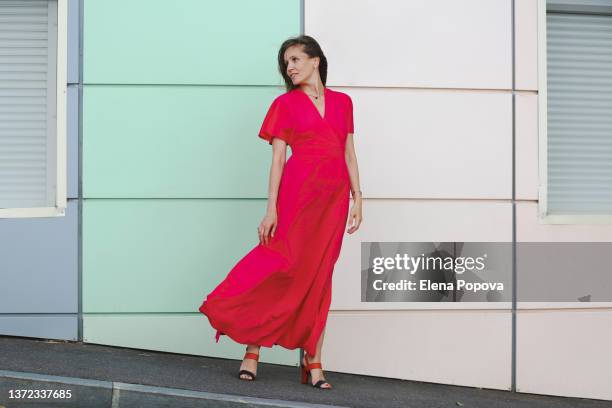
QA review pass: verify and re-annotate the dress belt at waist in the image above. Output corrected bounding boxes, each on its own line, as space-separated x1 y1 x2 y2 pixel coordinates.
292 148 344 159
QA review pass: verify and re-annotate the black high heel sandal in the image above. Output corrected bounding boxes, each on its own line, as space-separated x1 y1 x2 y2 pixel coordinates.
238 349 259 381
300 350 332 389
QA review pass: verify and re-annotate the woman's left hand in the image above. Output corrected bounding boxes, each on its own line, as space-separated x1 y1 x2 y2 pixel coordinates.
347 201 362 234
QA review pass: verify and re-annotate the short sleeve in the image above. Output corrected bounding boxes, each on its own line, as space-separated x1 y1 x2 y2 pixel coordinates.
346 94 354 134
258 97 294 146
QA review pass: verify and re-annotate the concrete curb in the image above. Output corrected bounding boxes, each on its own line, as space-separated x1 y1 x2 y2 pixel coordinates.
0 370 349 408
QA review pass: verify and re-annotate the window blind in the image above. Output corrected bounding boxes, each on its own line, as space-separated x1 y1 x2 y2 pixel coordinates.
0 0 56 209
547 11 612 214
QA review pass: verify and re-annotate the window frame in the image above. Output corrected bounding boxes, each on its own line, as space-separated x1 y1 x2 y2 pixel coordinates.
537 0 612 224
0 0 67 219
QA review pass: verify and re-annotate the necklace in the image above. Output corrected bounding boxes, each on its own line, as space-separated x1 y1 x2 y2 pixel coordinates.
303 88 324 100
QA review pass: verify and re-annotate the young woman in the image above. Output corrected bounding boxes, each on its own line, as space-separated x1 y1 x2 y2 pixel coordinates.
199 35 362 389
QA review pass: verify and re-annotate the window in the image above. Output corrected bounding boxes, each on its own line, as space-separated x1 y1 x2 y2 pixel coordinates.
539 0 612 223
0 0 66 218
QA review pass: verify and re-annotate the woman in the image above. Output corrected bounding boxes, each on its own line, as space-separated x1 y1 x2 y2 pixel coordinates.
199 35 362 389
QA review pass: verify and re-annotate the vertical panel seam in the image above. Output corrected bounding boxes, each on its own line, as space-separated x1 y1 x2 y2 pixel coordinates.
297 0 305 372
300 0 304 35
77 0 84 342
511 0 517 394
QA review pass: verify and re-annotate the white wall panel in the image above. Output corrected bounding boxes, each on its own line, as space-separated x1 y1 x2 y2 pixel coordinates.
516 202 612 241
346 87 512 199
516 93 539 200
332 200 512 309
325 310 511 390
306 0 511 89
517 309 612 400
515 0 539 90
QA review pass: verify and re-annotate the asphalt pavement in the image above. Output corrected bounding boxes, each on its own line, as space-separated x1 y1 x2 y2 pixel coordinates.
0 336 610 408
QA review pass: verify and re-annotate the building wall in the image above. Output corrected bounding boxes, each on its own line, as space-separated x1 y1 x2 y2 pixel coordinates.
0 0 80 341
81 0 301 366
1 0 610 402
307 0 612 401
307 0 514 391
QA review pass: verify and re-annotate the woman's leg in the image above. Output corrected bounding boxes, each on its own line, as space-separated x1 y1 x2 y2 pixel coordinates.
305 326 332 388
239 344 260 380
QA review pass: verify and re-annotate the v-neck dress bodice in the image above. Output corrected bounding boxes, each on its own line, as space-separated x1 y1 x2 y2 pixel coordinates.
199 87 355 357
263 87 354 159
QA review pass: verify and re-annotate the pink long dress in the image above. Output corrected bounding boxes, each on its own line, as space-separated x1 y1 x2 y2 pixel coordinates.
199 86 354 357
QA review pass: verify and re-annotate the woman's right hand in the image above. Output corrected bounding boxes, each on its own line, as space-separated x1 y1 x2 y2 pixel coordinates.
258 211 278 245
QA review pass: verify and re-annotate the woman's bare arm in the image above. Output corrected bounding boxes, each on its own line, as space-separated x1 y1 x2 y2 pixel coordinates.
258 138 287 244
345 133 363 234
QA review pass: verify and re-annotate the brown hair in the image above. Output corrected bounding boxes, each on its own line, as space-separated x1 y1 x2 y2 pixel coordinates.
277 35 327 92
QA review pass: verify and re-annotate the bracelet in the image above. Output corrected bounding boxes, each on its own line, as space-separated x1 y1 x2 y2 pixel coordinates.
351 190 362 197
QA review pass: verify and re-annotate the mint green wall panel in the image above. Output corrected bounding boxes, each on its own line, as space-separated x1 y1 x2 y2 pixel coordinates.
83 86 287 198
83 0 300 84
83 199 268 313
83 315 297 365
82 0 301 363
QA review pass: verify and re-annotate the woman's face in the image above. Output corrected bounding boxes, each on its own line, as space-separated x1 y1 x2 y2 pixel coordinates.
284 45 318 86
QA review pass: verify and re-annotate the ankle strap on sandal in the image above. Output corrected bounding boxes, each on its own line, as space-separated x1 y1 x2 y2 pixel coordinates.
244 352 259 361
307 362 322 370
